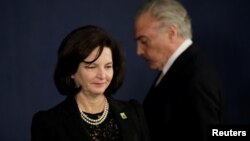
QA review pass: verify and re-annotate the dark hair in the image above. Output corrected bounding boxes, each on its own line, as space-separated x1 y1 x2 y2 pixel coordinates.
54 25 125 96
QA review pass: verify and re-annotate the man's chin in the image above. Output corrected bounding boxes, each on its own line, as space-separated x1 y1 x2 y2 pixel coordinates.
148 64 158 70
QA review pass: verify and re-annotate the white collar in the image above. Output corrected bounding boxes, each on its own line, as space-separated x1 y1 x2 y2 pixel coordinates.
162 38 193 75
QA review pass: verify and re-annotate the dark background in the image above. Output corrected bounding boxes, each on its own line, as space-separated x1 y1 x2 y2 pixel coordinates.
0 0 249 140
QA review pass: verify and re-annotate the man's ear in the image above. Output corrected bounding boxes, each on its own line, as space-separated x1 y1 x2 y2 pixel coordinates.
166 25 178 40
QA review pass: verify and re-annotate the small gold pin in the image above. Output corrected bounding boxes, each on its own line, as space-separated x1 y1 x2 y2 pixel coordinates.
120 112 127 119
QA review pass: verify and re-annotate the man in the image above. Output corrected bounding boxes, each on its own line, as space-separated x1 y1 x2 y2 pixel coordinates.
134 0 223 140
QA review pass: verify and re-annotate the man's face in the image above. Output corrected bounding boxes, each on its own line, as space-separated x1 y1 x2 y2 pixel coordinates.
134 12 171 71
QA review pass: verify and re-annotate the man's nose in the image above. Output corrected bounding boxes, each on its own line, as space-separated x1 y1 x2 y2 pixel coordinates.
136 44 144 56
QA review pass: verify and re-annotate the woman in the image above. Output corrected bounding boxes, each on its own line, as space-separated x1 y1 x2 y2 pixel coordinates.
31 25 150 141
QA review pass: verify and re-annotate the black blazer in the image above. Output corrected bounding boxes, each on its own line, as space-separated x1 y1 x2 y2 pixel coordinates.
143 45 223 141
31 96 150 141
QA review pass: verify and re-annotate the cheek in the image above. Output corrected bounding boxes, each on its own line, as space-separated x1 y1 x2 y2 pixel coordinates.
145 48 158 59
74 71 89 84
107 70 114 80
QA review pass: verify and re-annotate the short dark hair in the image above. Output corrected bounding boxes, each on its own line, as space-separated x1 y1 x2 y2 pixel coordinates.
54 25 125 96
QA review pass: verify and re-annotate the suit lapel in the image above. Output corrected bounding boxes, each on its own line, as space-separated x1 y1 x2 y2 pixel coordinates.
158 45 196 86
166 45 195 76
108 98 136 141
144 46 196 105
61 97 91 141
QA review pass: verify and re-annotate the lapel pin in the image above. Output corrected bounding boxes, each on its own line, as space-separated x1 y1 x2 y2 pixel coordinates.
120 112 127 119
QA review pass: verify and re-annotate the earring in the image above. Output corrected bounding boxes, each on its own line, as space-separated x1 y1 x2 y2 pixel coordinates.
72 76 80 88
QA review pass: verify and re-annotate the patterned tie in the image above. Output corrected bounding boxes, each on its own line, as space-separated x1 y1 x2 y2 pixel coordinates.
155 71 164 86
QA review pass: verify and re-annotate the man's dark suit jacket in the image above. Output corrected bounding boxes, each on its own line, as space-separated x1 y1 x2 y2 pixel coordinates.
31 96 150 141
143 45 223 141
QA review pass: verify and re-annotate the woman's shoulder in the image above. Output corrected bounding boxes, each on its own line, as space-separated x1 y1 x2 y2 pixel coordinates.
32 97 72 122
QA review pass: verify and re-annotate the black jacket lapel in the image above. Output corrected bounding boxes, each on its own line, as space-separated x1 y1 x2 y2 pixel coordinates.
61 97 91 141
108 98 139 141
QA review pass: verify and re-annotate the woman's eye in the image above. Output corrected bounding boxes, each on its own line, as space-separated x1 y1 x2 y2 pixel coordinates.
105 65 113 69
85 66 95 69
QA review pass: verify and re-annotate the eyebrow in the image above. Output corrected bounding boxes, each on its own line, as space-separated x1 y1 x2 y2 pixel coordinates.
105 62 113 65
84 61 113 65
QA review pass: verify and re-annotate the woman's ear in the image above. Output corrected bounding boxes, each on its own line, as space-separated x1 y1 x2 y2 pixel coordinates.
71 75 80 88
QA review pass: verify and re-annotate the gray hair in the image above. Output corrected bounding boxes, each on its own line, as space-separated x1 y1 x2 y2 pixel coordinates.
135 0 192 39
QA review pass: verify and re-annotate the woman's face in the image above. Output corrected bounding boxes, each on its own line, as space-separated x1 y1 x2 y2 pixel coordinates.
73 47 113 96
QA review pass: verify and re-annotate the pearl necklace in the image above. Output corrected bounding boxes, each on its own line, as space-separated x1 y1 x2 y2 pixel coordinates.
79 99 109 126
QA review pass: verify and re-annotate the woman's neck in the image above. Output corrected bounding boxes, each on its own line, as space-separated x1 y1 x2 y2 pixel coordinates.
75 93 106 114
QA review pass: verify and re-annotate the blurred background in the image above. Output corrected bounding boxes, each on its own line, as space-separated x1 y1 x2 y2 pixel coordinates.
0 0 249 140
